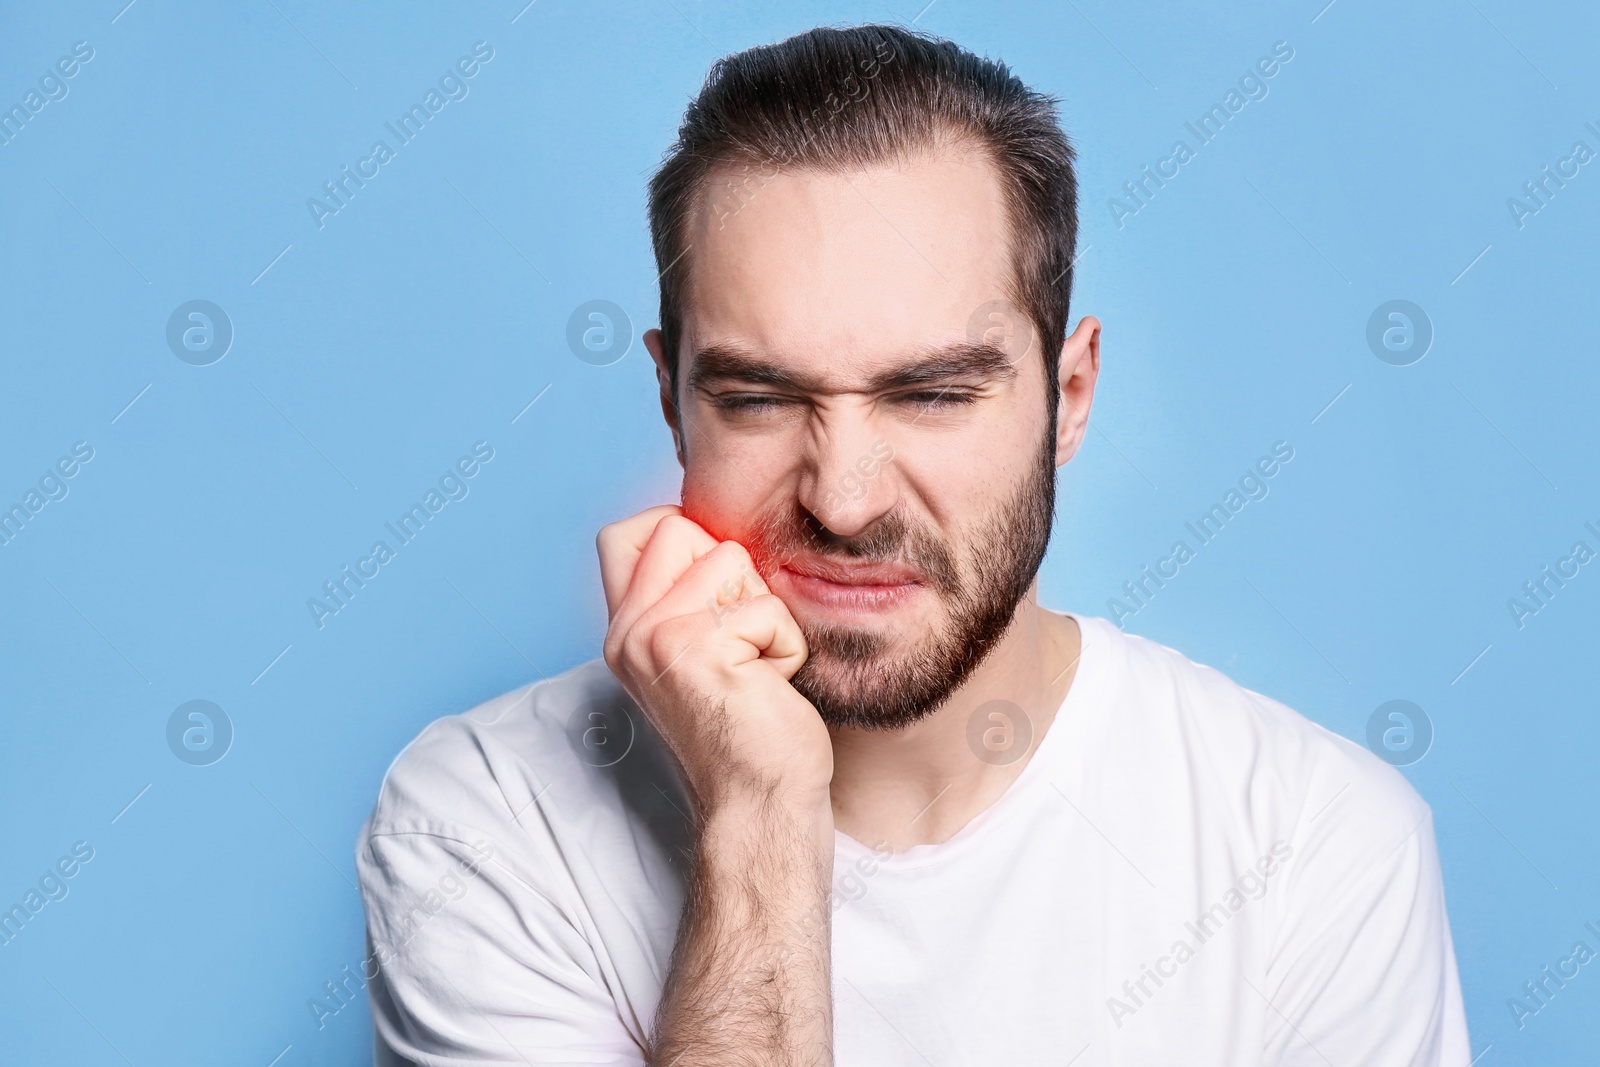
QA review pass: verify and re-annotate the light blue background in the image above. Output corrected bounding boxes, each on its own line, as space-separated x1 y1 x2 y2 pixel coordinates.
2 0 1596 1063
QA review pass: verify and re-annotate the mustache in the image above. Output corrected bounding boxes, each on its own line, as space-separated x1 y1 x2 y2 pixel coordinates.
742 503 961 598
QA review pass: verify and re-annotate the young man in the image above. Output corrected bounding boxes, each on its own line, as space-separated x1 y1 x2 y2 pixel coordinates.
357 25 1469 1066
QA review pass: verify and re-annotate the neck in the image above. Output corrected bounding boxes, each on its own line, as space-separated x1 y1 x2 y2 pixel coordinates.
827 596 1082 851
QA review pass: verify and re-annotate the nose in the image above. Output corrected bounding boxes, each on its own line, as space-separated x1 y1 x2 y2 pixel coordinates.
796 419 899 539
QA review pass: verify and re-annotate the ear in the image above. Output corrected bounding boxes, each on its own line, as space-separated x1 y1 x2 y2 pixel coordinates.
644 328 686 468
1054 316 1101 467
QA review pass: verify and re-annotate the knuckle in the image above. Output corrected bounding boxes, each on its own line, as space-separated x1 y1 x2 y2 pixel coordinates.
754 593 792 621
656 514 695 541
646 618 689 665
740 592 777 619
619 625 652 671
718 540 754 569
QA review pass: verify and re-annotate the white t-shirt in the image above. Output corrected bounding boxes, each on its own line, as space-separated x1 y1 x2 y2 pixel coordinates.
355 613 1470 1066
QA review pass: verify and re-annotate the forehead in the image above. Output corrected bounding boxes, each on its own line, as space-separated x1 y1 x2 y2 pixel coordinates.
680 146 1017 385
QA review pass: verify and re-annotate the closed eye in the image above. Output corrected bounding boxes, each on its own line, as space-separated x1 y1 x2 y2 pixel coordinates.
896 389 979 411
708 388 981 418
710 393 796 415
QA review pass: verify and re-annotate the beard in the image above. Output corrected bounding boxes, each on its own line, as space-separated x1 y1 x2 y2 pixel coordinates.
740 430 1057 730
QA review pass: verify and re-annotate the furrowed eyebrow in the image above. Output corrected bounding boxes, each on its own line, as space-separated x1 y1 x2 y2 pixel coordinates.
686 343 802 392
686 340 1019 395
865 342 1019 392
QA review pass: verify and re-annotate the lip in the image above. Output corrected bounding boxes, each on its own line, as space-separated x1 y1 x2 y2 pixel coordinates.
781 554 922 586
773 555 925 614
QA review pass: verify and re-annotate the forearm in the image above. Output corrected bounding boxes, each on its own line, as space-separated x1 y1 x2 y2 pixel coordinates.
650 794 835 1066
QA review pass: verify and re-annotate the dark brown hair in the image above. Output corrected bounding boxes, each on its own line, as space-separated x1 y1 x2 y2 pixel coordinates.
647 24 1079 402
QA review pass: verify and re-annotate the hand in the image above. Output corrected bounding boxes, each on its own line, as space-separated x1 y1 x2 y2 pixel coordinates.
597 506 832 812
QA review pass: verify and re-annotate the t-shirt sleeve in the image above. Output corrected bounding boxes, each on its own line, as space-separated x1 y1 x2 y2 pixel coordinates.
358 826 647 1067
1262 767 1470 1066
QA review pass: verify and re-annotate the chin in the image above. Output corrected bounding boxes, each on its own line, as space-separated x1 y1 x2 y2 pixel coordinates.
789 617 976 731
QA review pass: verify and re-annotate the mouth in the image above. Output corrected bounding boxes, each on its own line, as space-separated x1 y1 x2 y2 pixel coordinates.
772 554 926 615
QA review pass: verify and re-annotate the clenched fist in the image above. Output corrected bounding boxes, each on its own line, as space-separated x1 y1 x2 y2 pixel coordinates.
597 505 833 813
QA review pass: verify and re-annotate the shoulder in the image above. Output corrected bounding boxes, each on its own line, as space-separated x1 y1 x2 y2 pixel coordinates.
362 659 650 842
1077 614 1431 845
356 660 691 981
1072 618 1463 1059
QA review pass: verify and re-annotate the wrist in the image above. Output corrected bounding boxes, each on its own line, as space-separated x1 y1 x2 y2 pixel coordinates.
698 788 835 861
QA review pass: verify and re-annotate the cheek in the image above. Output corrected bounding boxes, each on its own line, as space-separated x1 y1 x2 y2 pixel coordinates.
897 419 1041 521
680 452 781 542
679 403 817 539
